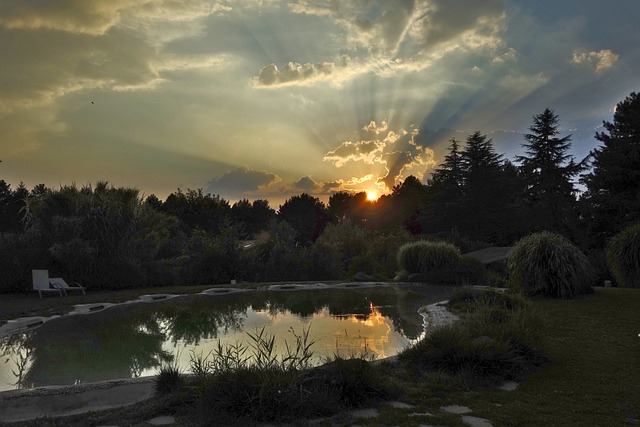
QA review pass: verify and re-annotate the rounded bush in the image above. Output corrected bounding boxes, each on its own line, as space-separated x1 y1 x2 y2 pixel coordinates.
606 223 640 288
507 232 594 298
397 240 462 276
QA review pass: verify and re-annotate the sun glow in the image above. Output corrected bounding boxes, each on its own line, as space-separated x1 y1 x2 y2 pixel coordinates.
367 191 378 201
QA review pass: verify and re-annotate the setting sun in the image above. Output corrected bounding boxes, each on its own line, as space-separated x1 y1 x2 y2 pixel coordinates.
367 191 378 201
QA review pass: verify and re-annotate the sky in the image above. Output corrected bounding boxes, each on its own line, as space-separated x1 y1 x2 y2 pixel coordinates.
1 0 638 207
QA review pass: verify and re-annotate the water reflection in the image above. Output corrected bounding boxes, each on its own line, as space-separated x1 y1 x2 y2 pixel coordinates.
0 285 455 391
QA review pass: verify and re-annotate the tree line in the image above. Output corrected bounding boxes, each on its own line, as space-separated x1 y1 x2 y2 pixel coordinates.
0 92 638 291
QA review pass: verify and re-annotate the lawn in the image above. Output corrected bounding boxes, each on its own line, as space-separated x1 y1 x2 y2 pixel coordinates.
449 287 640 427
1 286 638 426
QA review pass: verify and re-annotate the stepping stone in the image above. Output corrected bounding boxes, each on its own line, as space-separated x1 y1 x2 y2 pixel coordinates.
147 415 176 425
462 415 493 427
498 381 519 391
409 412 434 417
441 404 472 414
350 408 379 418
385 401 415 409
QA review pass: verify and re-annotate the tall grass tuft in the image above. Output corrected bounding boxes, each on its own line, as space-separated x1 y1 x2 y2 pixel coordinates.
399 294 548 387
397 240 462 275
447 288 530 315
507 231 594 298
189 325 394 423
155 360 183 395
606 223 640 288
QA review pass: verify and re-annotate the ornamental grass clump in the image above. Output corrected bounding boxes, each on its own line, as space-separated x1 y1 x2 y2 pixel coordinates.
399 293 548 387
447 288 530 315
397 240 464 281
606 223 640 288
507 231 594 298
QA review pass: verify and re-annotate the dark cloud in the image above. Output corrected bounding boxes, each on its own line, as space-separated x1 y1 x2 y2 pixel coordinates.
206 166 278 196
294 176 317 191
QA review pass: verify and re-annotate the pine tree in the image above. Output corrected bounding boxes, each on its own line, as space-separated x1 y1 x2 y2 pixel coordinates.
433 138 463 187
516 108 581 235
423 139 464 235
581 92 640 247
458 132 508 243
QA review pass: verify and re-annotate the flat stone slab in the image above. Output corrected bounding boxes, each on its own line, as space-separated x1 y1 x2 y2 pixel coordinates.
441 404 472 415
385 401 415 409
138 294 179 302
0 316 51 338
350 408 380 418
498 381 519 391
0 378 155 423
69 303 116 315
148 415 176 425
462 415 493 427
201 287 249 295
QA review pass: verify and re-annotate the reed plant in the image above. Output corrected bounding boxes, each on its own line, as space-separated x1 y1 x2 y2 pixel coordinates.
399 290 548 387
606 223 640 288
186 325 394 423
507 231 594 298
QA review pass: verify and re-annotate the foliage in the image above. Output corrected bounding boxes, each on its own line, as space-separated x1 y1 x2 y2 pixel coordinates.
606 223 640 288
188 326 393 423
447 288 530 315
516 108 581 235
580 92 640 248
278 193 330 243
397 240 462 276
0 230 48 292
507 231 594 298
399 294 548 387
155 360 183 395
327 191 370 225
162 188 230 234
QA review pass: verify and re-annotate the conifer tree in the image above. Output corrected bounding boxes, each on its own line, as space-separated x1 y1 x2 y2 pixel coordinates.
581 92 640 246
516 108 580 235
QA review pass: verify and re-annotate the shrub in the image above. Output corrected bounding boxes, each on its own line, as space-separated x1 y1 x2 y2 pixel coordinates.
155 362 183 395
397 240 462 276
398 302 548 387
447 288 530 315
507 231 594 298
189 327 393 423
606 223 640 288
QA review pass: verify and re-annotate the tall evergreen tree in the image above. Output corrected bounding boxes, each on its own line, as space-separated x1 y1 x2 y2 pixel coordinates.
433 138 463 187
423 139 464 235
581 92 640 247
458 131 506 242
516 108 581 235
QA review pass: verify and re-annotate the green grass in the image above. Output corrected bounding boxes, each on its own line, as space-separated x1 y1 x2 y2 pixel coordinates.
4 287 639 426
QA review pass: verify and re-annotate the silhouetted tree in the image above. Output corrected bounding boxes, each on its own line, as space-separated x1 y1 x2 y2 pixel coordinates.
423 139 465 234
144 194 163 210
581 92 640 247
231 198 275 237
0 180 27 233
278 193 329 243
392 175 429 234
457 131 505 241
162 188 230 233
327 191 369 225
516 108 581 235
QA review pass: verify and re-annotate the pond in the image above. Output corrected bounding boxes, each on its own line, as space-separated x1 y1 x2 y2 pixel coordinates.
0 284 457 392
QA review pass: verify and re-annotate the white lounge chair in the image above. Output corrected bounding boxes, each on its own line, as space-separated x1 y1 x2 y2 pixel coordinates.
49 277 86 296
32 270 86 297
32 269 63 298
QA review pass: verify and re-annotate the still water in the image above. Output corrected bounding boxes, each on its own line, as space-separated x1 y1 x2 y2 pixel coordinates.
0 285 455 392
